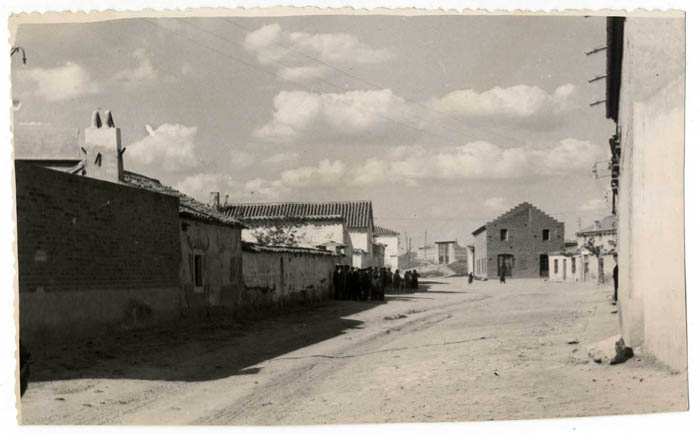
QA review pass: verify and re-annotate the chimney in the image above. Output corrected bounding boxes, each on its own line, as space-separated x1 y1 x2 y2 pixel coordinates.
210 192 220 209
83 110 123 183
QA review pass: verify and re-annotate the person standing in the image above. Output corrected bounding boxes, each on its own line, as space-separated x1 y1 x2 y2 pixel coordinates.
613 257 619 303
499 267 506 284
393 269 402 292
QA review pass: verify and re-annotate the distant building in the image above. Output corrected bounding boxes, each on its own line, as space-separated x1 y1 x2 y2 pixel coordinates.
576 215 618 282
374 225 401 270
221 201 379 268
225 212 353 264
435 240 468 264
472 202 565 279
548 244 581 283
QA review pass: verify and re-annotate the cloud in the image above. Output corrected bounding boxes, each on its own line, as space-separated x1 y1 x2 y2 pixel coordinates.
429 84 578 124
112 48 158 86
230 148 256 169
244 24 392 82
484 197 508 210
201 138 604 201
280 159 347 188
253 89 416 142
254 83 580 145
126 123 200 172
277 65 332 82
344 138 606 185
263 151 300 166
286 30 394 64
25 62 100 101
175 173 240 203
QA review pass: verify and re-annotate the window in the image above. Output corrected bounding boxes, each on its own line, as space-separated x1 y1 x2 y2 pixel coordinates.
572 257 576 274
542 229 550 241
554 259 559 274
193 253 205 293
500 229 508 241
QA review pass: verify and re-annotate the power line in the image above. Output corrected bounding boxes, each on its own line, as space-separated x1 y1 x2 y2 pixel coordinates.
141 18 434 139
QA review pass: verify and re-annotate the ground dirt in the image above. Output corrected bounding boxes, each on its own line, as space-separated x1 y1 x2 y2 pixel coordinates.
20 278 688 425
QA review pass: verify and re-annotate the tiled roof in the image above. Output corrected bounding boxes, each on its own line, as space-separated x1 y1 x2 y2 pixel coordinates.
374 225 400 237
577 215 617 235
13 125 82 160
122 171 244 227
222 201 373 230
240 214 344 223
242 241 339 256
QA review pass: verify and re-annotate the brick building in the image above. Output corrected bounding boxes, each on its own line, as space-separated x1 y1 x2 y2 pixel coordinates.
471 202 565 279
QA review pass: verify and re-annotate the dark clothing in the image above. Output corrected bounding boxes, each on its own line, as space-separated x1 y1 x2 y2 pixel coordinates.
499 270 506 283
613 264 619 302
468 273 473 284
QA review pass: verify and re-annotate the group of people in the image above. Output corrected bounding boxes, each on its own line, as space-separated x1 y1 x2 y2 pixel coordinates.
333 265 420 301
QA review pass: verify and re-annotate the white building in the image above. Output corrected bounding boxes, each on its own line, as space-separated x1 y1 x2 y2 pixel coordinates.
374 225 400 270
576 215 618 283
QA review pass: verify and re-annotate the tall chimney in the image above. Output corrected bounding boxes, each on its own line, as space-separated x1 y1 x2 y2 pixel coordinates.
210 192 220 209
83 109 123 183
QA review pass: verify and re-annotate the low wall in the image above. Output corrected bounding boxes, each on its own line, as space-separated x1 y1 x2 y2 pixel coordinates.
241 246 338 308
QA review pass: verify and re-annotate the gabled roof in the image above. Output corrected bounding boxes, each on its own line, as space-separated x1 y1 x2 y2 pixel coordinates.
122 171 244 228
374 225 400 237
222 201 373 230
472 202 560 234
577 215 617 235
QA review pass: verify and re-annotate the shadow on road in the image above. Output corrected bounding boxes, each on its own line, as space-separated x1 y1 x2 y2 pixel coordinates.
28 300 382 383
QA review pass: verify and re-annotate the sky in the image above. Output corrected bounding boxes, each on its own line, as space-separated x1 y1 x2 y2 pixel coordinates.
11 14 616 250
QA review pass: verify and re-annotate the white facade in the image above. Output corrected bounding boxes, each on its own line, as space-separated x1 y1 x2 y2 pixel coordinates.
609 16 686 371
376 234 399 270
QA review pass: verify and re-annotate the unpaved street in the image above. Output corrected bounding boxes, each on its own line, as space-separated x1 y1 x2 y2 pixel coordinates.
21 278 688 425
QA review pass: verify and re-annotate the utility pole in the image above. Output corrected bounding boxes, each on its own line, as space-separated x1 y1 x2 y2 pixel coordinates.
408 237 412 269
424 230 427 259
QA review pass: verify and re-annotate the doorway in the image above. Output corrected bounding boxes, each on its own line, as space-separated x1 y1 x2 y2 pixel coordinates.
497 254 514 277
563 258 568 280
539 254 549 277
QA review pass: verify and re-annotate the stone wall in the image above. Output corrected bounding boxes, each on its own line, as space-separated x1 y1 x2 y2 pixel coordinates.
241 248 337 308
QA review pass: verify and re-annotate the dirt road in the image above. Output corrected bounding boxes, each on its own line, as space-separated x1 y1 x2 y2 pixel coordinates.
20 278 688 425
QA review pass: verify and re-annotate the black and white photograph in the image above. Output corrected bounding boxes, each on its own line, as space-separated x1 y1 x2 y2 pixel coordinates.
6 4 689 429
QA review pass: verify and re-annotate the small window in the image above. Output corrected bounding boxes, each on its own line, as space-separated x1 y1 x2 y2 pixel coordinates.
193 253 205 293
554 259 559 274
500 229 508 241
542 229 550 241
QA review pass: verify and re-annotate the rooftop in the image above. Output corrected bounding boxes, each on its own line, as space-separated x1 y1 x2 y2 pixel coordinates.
122 171 244 228
374 225 400 237
222 201 374 230
577 215 617 235
242 241 339 256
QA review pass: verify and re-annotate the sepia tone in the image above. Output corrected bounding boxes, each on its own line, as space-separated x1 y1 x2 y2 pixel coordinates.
10 9 687 425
